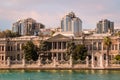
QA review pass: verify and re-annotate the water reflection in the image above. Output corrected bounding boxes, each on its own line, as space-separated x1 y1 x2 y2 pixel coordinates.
0 70 120 80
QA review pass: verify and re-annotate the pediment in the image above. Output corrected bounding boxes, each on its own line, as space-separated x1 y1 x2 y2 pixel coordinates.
47 34 70 42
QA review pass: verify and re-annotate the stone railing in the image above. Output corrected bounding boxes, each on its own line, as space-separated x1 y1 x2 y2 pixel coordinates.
0 58 89 68
1 58 120 69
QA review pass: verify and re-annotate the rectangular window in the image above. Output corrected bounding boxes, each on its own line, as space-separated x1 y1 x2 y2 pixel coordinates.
89 44 92 50
2 46 4 51
119 44 120 50
11 46 13 51
98 42 101 50
54 42 57 49
112 44 114 50
8 46 10 51
17 44 20 51
115 44 117 50
93 42 97 50
58 42 61 49
2 56 4 60
63 42 66 49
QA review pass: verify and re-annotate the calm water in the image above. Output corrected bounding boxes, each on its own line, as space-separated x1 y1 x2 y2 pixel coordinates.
0 70 120 80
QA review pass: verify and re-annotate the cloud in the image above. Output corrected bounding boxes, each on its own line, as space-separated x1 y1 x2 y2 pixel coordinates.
0 0 120 30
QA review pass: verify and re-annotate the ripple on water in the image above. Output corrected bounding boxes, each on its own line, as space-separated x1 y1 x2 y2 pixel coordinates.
0 70 120 80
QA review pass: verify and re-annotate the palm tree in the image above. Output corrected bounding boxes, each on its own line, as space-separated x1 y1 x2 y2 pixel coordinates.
103 36 112 67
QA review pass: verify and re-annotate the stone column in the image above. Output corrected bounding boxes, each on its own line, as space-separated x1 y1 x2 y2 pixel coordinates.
69 55 72 67
56 53 58 61
100 53 104 68
52 42 53 50
38 56 41 66
22 57 25 67
86 56 89 67
4 44 6 52
52 53 54 60
101 42 105 67
91 52 94 68
53 57 56 67
118 42 119 55
96 42 98 50
7 57 10 67
105 56 108 67
91 40 94 68
61 53 63 61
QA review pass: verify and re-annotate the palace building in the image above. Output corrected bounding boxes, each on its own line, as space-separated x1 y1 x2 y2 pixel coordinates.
0 33 120 65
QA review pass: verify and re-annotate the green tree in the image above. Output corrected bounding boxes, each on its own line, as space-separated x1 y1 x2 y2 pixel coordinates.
22 41 38 61
115 31 120 36
39 39 51 59
118 32 120 36
67 40 88 61
103 36 112 66
39 41 48 52
0 29 21 38
67 41 76 60
115 55 120 61
73 44 87 60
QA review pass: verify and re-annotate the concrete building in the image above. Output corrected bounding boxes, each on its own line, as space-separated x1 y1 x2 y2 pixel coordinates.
12 18 45 36
96 19 114 34
61 12 82 36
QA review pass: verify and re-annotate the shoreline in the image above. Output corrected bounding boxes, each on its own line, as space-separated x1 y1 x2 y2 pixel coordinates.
1 67 120 70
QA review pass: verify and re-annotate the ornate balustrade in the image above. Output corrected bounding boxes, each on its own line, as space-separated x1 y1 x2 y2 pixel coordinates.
1 58 120 69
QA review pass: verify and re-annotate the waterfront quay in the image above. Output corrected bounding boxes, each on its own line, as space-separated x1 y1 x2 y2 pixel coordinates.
1 57 120 70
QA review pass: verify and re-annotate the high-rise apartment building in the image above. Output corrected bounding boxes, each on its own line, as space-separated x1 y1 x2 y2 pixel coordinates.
12 18 45 35
96 19 114 34
61 12 82 36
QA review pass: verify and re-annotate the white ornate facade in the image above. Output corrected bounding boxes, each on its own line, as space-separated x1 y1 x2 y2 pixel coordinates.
0 33 120 65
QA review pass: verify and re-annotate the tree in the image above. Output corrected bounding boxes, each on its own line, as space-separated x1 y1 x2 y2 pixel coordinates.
118 32 120 36
115 55 120 61
67 41 76 60
39 41 48 52
39 40 51 60
73 44 87 60
115 31 120 36
22 41 38 61
0 29 21 38
103 36 112 66
67 40 88 61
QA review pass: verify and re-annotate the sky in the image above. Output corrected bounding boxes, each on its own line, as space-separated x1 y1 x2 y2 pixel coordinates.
0 0 120 30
